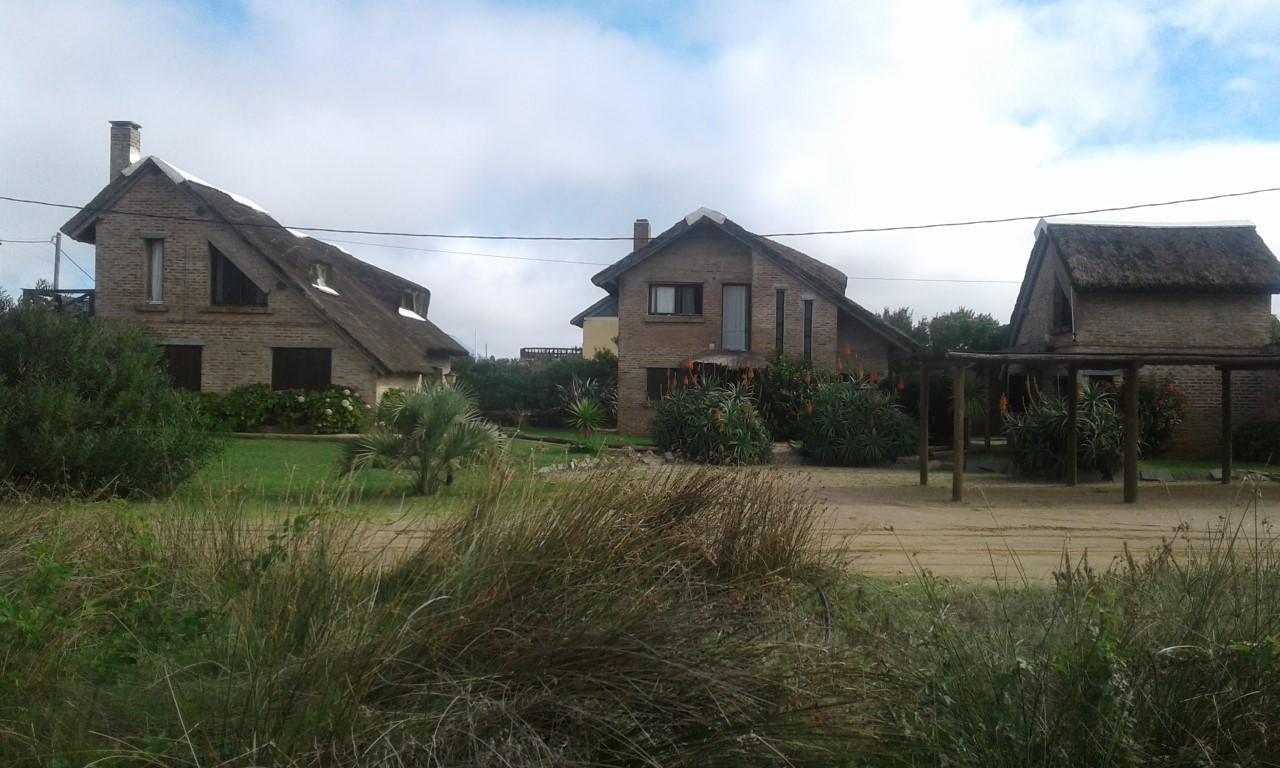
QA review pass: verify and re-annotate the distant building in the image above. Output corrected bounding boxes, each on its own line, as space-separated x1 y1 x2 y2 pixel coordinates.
60 122 464 399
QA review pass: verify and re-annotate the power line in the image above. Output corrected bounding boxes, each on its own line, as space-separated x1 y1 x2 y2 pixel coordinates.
318 236 614 266
56 247 94 284
1 183 1278 241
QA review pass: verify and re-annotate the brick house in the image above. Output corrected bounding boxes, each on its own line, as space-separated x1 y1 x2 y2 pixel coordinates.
1007 219 1280 456
574 208 918 435
60 122 464 400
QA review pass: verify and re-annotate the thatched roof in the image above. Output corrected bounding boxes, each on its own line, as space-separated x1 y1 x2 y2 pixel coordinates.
61 157 465 373
569 293 617 328
589 208 918 353
1040 220 1280 293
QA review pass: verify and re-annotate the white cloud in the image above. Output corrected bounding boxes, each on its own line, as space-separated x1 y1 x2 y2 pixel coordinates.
1 0 1278 355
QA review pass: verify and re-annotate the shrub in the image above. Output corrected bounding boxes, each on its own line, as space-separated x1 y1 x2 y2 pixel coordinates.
1234 420 1280 463
556 375 612 432
651 380 773 464
346 382 504 494
753 357 827 440
199 384 371 434
1005 383 1124 479
455 350 618 427
0 307 215 496
797 378 916 466
1139 379 1186 457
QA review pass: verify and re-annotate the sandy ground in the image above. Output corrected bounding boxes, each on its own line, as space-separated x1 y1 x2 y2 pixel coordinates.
801 466 1271 580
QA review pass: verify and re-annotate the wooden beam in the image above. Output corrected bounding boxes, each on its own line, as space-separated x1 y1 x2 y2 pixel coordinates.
919 364 930 487
1065 366 1078 487
1222 368 1233 485
945 350 1280 370
1123 363 1139 504
952 365 965 502
984 366 994 451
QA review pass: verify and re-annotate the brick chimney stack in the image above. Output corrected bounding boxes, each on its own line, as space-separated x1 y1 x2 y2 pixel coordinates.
109 121 142 179
633 218 650 252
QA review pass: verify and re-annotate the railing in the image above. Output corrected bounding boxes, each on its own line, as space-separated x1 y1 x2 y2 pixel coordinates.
520 346 583 361
21 289 96 315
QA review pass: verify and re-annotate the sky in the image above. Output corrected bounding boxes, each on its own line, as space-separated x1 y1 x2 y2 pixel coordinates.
2 0 1279 357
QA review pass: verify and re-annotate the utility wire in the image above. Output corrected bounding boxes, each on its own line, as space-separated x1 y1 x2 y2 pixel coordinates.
57 247 95 284
1 183 1278 241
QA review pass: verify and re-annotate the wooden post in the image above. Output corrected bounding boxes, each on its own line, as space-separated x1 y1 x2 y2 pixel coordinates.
952 365 965 502
984 366 994 451
1123 363 1139 504
919 364 930 487
1222 368 1232 485
1065 366 1078 487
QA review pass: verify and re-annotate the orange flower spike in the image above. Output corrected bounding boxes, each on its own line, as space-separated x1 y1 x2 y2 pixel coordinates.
856 365 864 379
713 409 721 422
685 358 694 371
682 376 690 387
843 344 852 358
870 372 879 385
897 377 906 393
805 402 814 415
837 361 844 372
998 393 1009 416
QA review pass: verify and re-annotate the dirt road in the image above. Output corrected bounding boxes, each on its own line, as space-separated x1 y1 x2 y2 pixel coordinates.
804 467 1270 580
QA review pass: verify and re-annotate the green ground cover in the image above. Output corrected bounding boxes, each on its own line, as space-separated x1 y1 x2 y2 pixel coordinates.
507 425 656 448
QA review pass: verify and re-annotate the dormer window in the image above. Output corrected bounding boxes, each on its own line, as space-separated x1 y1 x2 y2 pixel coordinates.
398 290 427 321
310 262 339 296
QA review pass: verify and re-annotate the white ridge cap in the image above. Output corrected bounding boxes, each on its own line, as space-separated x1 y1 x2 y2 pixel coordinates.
121 155 269 214
1037 216 1256 237
684 207 726 226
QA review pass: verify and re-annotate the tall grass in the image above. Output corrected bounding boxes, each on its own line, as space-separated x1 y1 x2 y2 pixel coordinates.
0 465 865 766
4 469 1280 766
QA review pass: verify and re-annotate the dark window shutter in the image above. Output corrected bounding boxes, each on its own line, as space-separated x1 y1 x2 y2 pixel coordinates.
271 348 332 391
160 345 202 392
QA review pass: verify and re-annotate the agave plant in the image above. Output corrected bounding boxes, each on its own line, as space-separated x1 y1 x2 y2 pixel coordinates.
345 382 504 495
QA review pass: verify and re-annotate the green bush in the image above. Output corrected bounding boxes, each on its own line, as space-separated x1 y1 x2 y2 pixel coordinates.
1234 420 1280 463
0 307 215 496
199 384 371 434
651 381 773 464
1005 383 1124 479
753 357 827 440
797 378 916 466
455 350 618 427
1139 378 1186 457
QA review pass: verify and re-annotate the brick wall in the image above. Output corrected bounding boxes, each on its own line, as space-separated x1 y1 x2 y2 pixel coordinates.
92 167 382 397
614 223 893 434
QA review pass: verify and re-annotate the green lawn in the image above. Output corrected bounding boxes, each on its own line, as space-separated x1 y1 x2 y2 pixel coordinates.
179 436 575 512
507 425 656 448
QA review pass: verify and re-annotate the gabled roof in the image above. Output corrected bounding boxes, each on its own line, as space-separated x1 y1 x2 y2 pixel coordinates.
569 293 617 328
1038 219 1280 293
590 208 917 352
61 156 465 373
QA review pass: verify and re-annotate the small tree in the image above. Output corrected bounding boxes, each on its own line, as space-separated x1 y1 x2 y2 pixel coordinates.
345 382 504 495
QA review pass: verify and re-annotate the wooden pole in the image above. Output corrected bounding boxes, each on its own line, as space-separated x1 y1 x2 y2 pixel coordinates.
1222 368 1233 485
984 366 993 451
1065 366 1078 487
919 364 930 487
1123 363 1139 504
52 232 61 290
952 365 965 502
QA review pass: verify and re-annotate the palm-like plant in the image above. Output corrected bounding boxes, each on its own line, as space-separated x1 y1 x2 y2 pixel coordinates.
345 382 504 495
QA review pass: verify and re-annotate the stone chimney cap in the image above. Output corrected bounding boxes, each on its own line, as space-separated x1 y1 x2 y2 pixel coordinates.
109 120 142 129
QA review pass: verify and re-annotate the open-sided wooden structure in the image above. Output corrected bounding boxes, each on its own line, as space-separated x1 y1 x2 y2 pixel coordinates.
918 351 1280 504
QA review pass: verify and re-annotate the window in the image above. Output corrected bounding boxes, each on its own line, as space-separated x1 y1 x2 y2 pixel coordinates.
722 284 750 351
1052 281 1072 332
648 284 701 316
399 290 427 320
271 347 332 391
645 367 695 401
144 239 164 303
803 300 814 361
210 245 267 306
159 345 201 392
774 289 785 356
310 263 338 296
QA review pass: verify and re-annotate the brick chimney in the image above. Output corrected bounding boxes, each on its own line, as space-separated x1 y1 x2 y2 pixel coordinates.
109 121 142 179
633 218 650 252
